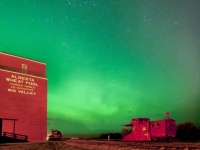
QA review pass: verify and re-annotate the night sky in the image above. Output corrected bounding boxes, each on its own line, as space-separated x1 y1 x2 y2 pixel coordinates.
0 0 200 136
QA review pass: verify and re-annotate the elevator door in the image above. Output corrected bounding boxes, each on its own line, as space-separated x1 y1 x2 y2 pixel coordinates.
0 118 2 136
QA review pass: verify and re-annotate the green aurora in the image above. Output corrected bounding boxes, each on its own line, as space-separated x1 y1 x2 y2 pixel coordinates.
0 0 200 136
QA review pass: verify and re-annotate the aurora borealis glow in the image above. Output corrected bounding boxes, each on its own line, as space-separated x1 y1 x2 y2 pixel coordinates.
0 0 200 136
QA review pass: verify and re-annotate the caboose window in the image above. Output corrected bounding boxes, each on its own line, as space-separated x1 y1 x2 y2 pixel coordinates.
152 124 154 127
139 119 143 122
156 123 160 127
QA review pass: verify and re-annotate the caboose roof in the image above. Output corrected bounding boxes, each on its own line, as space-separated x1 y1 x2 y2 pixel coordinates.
122 118 150 126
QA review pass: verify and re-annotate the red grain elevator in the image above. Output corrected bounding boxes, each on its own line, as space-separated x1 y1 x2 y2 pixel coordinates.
0 52 47 141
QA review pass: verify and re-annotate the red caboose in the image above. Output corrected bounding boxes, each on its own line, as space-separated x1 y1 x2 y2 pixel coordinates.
122 112 176 141
123 118 151 141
